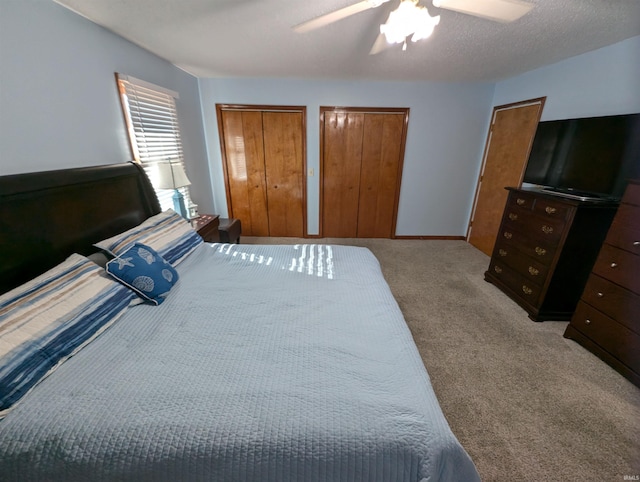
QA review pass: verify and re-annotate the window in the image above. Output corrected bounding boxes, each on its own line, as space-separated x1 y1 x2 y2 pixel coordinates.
116 73 192 212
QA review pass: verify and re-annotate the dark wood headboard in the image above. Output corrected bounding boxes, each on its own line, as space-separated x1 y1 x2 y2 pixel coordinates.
0 162 161 294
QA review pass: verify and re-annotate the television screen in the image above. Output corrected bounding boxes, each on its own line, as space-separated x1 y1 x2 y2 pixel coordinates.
523 113 640 200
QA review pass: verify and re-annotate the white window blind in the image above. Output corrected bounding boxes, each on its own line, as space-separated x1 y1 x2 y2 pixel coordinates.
116 73 192 212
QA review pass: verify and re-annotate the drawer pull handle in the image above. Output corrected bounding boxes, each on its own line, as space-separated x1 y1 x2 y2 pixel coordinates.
504 232 513 239
534 247 547 256
528 266 539 276
498 249 507 257
508 213 518 221
545 206 557 214
541 225 554 235
585 319 592 325
522 285 533 295
596 292 604 298
516 198 526 206
610 262 618 268
494 265 503 274
634 241 640 246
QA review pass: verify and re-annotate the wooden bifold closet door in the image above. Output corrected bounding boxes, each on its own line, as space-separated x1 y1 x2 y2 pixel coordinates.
321 107 408 238
217 105 306 237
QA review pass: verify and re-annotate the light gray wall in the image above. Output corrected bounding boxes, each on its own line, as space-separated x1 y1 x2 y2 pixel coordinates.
0 0 214 213
493 36 640 120
199 78 495 236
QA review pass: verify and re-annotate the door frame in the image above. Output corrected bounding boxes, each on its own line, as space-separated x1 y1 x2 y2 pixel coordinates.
319 106 410 238
215 104 308 237
466 97 546 243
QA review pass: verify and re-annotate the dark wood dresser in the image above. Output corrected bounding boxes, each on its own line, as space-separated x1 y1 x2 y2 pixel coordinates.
563 180 640 386
485 187 618 321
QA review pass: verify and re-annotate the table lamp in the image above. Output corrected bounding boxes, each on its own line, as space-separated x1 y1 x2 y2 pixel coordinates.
156 161 191 219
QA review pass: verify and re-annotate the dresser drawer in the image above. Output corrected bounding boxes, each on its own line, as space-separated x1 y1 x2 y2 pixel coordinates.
504 214 566 244
570 301 640 373
489 261 541 306
592 244 640 294
581 274 640 334
533 197 572 220
493 240 549 283
507 192 535 210
605 204 640 255
497 228 557 265
502 205 531 227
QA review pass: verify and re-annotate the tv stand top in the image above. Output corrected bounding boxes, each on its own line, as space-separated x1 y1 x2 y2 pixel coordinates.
514 186 620 205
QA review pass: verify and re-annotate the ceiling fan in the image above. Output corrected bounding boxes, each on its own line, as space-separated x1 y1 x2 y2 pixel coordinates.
294 0 534 54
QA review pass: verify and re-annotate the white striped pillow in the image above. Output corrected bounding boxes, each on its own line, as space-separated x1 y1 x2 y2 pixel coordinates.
0 254 134 417
94 209 203 266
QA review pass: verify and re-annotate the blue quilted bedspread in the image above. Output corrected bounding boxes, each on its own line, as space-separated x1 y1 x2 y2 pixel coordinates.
0 243 480 482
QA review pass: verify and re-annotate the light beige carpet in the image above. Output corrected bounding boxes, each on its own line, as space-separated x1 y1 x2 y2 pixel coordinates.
243 237 640 482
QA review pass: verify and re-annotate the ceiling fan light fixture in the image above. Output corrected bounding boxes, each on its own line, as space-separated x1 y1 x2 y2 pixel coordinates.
380 0 440 47
411 7 441 42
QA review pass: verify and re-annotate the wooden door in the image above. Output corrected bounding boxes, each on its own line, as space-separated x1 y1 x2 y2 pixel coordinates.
321 107 408 238
322 111 365 237
467 98 545 255
217 105 306 237
263 112 305 237
219 110 270 236
358 113 405 237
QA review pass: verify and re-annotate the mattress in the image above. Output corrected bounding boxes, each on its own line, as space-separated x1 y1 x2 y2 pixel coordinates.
0 243 479 482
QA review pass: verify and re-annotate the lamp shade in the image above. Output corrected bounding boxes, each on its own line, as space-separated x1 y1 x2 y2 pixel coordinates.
156 161 191 189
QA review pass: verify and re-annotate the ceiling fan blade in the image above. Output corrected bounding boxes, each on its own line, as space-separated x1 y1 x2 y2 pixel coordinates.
369 33 390 55
294 0 390 33
432 0 533 23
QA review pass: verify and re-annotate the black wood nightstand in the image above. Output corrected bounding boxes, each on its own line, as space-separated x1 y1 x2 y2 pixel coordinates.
191 214 220 243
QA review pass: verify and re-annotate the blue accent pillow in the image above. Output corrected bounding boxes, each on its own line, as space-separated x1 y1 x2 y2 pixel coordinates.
105 243 179 305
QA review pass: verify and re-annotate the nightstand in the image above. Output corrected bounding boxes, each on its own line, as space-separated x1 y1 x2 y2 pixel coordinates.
191 214 220 243
218 218 242 244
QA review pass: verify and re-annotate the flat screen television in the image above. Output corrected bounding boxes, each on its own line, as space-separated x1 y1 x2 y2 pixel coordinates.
522 113 640 201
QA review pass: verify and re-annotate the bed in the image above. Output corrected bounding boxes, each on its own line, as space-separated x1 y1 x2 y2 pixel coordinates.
0 162 480 481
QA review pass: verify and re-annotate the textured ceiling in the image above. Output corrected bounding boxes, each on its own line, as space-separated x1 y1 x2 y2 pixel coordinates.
54 0 640 82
